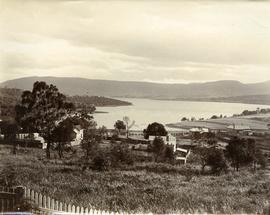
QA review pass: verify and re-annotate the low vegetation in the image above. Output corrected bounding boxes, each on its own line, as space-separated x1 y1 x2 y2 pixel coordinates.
1 81 269 214
0 144 269 214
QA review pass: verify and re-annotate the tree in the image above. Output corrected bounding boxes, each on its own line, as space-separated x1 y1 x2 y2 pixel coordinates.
1 121 20 154
195 147 209 173
143 122 167 139
225 137 258 171
206 148 228 174
152 137 166 162
210 115 218 119
123 116 135 138
114 120 126 132
81 127 99 159
163 145 174 163
195 147 227 174
51 117 75 159
92 151 109 171
181 117 188 121
110 142 134 166
15 81 75 159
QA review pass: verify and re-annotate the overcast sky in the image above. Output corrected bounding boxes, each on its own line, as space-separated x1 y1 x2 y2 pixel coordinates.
1 0 270 83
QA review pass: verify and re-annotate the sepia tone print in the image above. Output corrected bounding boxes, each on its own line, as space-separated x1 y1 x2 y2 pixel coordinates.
0 0 270 214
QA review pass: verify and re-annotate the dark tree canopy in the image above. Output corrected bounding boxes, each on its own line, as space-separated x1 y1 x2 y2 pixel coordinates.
144 122 167 139
51 117 75 158
15 81 75 158
114 120 126 131
195 147 227 174
225 137 263 171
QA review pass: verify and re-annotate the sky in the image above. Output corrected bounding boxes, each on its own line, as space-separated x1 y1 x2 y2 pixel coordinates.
1 0 270 84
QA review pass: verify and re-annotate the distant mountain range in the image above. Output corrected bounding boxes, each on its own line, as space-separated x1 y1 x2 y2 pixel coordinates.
1 76 270 105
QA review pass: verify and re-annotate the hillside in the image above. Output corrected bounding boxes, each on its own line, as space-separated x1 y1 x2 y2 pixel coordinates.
0 87 131 120
1 77 270 103
67 95 131 107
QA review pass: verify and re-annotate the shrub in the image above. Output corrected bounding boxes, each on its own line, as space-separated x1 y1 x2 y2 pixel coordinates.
206 148 228 174
163 145 174 164
92 152 109 171
110 143 134 166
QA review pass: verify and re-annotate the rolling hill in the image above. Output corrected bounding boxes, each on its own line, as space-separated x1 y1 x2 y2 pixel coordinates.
1 76 270 104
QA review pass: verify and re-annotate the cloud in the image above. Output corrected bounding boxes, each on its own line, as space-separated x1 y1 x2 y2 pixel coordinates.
0 0 270 83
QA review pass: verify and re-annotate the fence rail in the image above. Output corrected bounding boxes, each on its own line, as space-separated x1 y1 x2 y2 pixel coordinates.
1 186 147 215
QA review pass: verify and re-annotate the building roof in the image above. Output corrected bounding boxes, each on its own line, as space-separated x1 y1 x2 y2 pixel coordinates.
227 124 251 130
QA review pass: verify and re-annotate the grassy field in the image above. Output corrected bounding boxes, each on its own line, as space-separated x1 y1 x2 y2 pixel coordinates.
0 145 269 214
167 116 269 130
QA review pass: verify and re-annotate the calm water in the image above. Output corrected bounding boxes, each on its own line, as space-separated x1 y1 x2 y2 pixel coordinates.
94 98 270 130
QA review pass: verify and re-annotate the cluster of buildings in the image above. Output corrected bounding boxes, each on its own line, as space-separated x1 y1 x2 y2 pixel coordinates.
1 118 269 164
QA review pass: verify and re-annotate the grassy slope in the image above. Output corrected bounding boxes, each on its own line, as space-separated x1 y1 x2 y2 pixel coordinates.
0 145 269 214
167 117 269 131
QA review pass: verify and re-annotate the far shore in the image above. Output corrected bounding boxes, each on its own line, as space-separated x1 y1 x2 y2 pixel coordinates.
166 113 270 131
114 96 270 106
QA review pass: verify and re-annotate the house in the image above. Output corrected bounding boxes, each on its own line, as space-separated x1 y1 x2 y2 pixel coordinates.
190 127 209 133
70 125 84 146
175 147 190 164
129 130 145 139
168 129 190 139
149 134 177 151
15 125 84 148
16 133 47 149
227 124 252 135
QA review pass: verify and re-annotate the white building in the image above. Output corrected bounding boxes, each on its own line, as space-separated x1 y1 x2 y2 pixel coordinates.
175 147 190 164
16 133 47 149
16 125 84 148
189 127 209 133
71 125 84 146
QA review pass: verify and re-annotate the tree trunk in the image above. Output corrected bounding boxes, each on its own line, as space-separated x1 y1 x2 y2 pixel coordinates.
12 142 17 155
58 143 63 159
46 142 51 159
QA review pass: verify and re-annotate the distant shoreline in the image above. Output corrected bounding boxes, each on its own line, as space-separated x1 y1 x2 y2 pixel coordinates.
114 95 270 106
94 111 109 114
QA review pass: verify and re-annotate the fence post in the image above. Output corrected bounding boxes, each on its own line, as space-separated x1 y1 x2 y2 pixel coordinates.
34 191 39 205
47 196 51 209
38 193 42 208
26 188 31 199
51 198 55 210
76 205 80 213
55 200 59 211
59 201 63 211
14 186 26 211
63 202 67 212
72 204 75 213
30 190 35 202
42 195 46 208
67 204 72 212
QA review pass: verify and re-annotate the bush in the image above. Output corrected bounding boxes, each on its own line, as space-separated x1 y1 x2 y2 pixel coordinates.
92 152 109 171
163 145 174 164
207 148 228 174
110 143 134 166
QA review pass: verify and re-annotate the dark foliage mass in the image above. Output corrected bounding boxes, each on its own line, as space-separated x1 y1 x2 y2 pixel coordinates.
143 122 168 139
15 81 75 159
226 137 266 171
114 120 126 131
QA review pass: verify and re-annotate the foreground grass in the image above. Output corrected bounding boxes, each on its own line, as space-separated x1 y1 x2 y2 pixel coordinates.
0 145 269 214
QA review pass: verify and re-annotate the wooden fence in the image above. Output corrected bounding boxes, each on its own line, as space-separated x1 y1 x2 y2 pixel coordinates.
0 186 24 212
1 186 151 215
